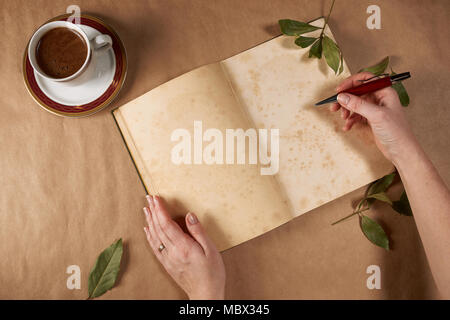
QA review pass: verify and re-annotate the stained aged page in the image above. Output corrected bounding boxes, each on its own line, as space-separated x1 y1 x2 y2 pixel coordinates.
221 19 393 216
114 63 292 251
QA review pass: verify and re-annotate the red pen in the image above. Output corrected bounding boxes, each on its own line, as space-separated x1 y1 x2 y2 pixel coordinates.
315 72 411 106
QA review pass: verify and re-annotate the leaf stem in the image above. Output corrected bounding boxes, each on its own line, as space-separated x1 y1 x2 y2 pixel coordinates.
319 0 336 40
331 206 369 226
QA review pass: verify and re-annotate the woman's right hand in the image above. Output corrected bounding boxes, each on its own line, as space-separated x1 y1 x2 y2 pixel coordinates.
331 72 417 165
333 73 450 299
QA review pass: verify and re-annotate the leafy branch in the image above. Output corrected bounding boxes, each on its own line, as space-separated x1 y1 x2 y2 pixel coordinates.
279 1 410 107
279 0 344 75
332 172 412 250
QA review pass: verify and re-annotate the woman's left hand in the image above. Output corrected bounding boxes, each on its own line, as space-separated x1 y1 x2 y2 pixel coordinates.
143 195 226 300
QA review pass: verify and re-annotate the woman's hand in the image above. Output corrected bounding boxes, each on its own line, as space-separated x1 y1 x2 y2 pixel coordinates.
143 195 226 300
331 72 418 165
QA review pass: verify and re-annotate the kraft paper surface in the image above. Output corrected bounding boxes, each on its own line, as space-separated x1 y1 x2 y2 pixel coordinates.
0 0 449 299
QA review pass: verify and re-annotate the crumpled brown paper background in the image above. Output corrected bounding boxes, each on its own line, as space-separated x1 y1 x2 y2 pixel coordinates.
0 0 448 299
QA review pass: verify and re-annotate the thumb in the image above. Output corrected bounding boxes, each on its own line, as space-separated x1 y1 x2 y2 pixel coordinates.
337 93 380 120
186 212 216 254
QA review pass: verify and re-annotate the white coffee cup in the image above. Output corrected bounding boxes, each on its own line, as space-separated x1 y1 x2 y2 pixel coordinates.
28 21 112 82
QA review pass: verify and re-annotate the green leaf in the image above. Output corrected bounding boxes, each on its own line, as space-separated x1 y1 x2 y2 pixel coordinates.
390 69 410 106
359 56 389 76
279 19 321 36
309 38 322 59
322 36 341 74
367 173 396 205
366 192 393 205
392 191 413 216
360 215 390 250
295 36 317 48
88 238 123 299
368 173 396 195
392 81 410 107
338 51 344 75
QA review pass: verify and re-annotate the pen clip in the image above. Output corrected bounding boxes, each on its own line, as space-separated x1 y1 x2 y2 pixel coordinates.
390 72 411 83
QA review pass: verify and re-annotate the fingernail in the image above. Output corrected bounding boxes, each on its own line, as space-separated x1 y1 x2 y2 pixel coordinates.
143 207 149 217
146 195 153 206
187 212 198 225
337 93 349 105
143 226 148 233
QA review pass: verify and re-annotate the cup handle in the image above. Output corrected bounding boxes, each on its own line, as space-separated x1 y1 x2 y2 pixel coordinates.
91 34 112 52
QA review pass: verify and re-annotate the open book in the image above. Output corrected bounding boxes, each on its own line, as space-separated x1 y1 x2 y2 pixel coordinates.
112 19 393 251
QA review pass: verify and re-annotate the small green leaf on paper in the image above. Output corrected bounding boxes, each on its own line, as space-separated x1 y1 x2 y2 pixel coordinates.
359 56 390 76
360 215 390 250
309 38 322 59
322 36 341 74
279 19 321 36
338 51 344 75
392 191 413 216
88 238 123 299
366 192 393 206
295 36 317 48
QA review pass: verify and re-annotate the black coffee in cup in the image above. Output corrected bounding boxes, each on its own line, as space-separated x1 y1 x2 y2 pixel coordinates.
35 27 88 79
